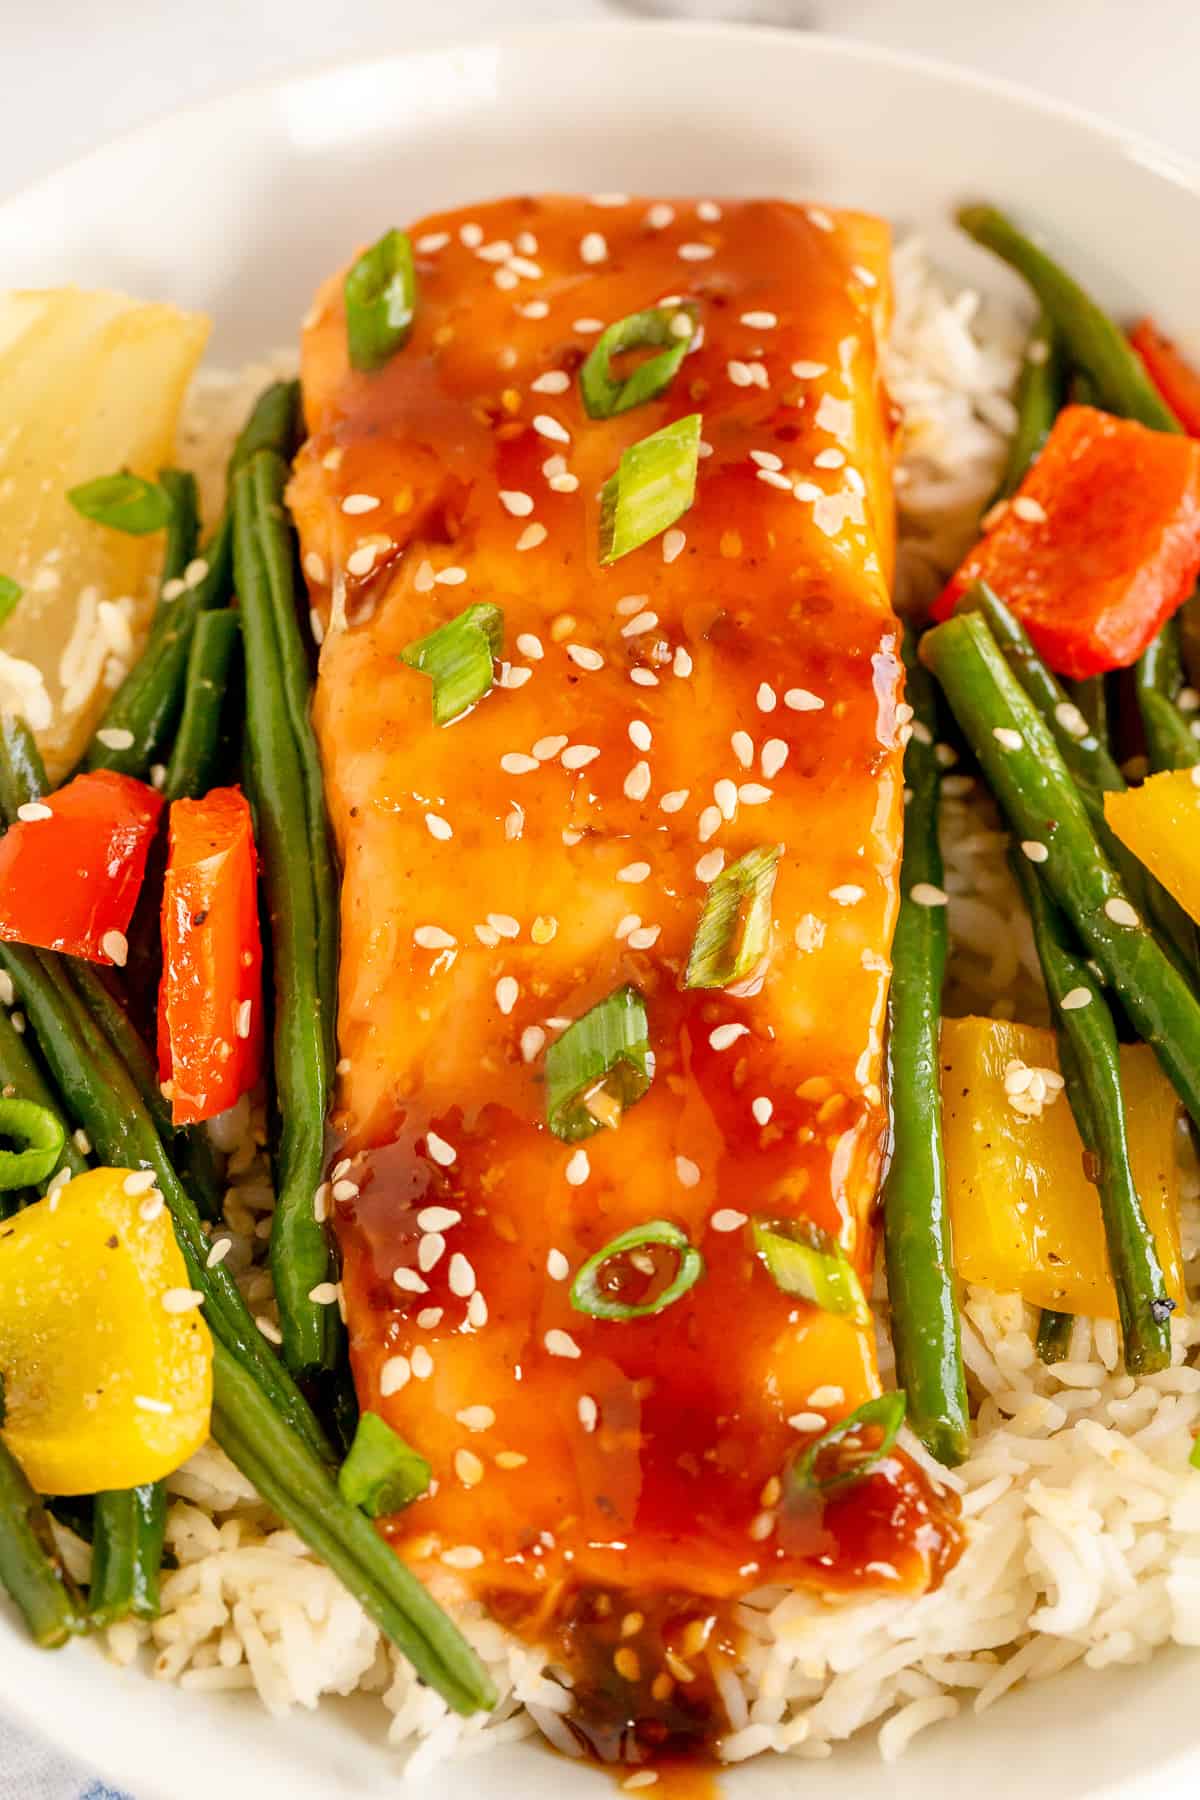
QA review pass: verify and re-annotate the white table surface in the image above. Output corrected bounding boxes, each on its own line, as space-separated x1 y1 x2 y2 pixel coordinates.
6 0 1200 201
3 0 1199 1792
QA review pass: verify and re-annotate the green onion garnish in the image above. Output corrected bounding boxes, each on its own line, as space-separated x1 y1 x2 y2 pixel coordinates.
752 1220 869 1325
545 985 653 1142
66 472 173 536
400 602 504 726
0 1098 66 1191
599 413 702 564
0 577 21 629
570 1219 704 1320
337 1412 431 1518
786 1392 907 1497
344 229 417 372
686 843 782 989
580 304 699 420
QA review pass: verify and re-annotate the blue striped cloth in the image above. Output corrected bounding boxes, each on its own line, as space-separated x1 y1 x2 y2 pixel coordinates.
0 1714 131 1800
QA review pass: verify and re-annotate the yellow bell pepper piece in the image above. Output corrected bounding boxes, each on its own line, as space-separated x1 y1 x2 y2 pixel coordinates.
0 1167 212 1494
940 1016 1184 1317
1105 771 1200 924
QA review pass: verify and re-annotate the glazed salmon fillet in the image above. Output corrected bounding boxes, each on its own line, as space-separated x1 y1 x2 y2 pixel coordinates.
292 196 958 1748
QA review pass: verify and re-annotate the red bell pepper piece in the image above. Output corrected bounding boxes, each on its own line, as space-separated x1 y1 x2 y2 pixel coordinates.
1130 319 1200 437
0 769 162 964
158 786 264 1126
934 405 1200 679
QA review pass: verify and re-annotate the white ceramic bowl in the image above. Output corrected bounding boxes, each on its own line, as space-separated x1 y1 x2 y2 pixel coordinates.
1 23 1199 1800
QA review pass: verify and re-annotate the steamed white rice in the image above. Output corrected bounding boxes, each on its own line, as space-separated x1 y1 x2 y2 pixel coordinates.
60 238 1200 1775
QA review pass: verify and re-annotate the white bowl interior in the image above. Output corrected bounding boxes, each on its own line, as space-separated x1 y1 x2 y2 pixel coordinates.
0 23 1198 1800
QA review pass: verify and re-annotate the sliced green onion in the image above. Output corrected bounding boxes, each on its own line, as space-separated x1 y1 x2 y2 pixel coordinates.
0 1098 66 1191
580 304 699 420
400 602 504 726
345 230 417 373
0 577 21 629
66 471 173 535
686 843 781 990
752 1220 869 1325
545 985 653 1142
571 1219 704 1320
786 1391 907 1497
599 413 702 564
337 1412 431 1518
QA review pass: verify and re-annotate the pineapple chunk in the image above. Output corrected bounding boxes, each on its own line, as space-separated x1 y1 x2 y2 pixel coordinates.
0 1168 212 1494
0 288 209 778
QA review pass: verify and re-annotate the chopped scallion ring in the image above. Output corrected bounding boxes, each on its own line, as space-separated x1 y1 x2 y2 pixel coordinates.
66 471 173 536
579 304 699 419
336 1411 431 1517
0 576 21 629
545 985 652 1142
599 413 702 564
752 1219 869 1324
344 229 417 372
0 1097 66 1191
571 1219 704 1320
400 602 504 726
786 1391 907 1497
686 843 782 989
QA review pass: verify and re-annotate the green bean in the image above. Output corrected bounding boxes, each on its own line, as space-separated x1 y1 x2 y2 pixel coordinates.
164 610 241 802
88 1485 167 1626
0 1431 85 1648
0 1004 88 1191
210 1343 494 1715
1010 850 1173 1372
958 582 1198 975
0 942 328 1460
1071 675 1108 743
0 713 47 824
1137 618 1200 773
1036 1309 1075 1365
957 205 1182 432
921 611 1200 1129
881 640 968 1466
233 451 338 1375
994 312 1066 500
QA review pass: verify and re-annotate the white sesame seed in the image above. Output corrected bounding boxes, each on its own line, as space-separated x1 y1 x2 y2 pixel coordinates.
499 490 535 519
507 257 542 281
331 1179 359 1202
501 752 540 775
547 1248 570 1281
791 360 828 379
123 1169 157 1195
546 1328 582 1359
562 744 601 770
206 1238 233 1269
457 1405 496 1432
814 448 845 469
411 1345 434 1380
467 1290 488 1327
1105 896 1140 927
435 566 467 586
662 529 687 564
102 929 129 967
738 783 772 805
572 317 604 334
414 560 435 592
346 543 381 577
96 726 135 750
755 684 778 717
678 242 716 262
696 849 725 882
910 882 948 907
520 1025 546 1063
624 760 652 801
621 611 659 639
531 373 572 400
750 449 784 471
448 1252 476 1298
618 860 651 884
565 1149 590 1187
698 804 722 841
742 310 778 329
757 468 793 492
714 778 738 820
414 925 456 950
659 791 690 816
1012 495 1048 523
567 644 604 671
441 1546 484 1569
533 413 570 444
417 1206 460 1233
793 480 822 503
133 1396 173 1416
517 523 548 551
16 802 52 822
549 472 579 494
162 1287 205 1314
673 646 693 677
516 633 544 661
830 884 866 906
752 1096 773 1125
580 231 608 264
496 976 520 1015
184 557 209 588
1061 987 1092 1011
518 300 550 321
784 688 823 712
533 734 569 761
631 668 659 687
308 1282 340 1305
380 1355 413 1397
992 727 1024 750
710 1022 750 1051
578 1394 599 1431
416 230 449 252
424 812 453 842
234 998 253 1039
615 913 641 941
256 1317 283 1345
761 739 788 778
1021 840 1049 863
393 1268 429 1294
418 1234 446 1277
712 1209 748 1232
425 1131 456 1168
728 360 754 388
476 237 513 263
341 492 380 515
675 1155 701 1187
455 1449 485 1488
646 202 675 229
623 1773 659 1791
627 926 660 950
